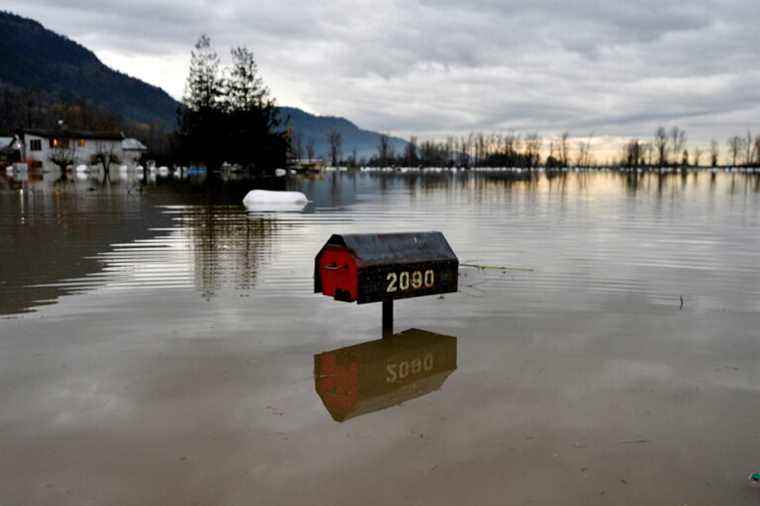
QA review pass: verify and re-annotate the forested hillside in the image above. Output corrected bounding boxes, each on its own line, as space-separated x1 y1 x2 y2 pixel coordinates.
0 10 406 162
281 107 407 161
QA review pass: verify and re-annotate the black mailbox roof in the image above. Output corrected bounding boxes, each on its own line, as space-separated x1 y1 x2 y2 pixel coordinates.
322 232 457 267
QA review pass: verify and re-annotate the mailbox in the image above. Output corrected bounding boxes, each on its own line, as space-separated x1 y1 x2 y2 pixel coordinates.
314 232 458 304
314 329 457 422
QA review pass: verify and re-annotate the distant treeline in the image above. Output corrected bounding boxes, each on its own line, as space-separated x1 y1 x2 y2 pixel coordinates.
327 127 760 169
621 127 760 168
388 132 574 168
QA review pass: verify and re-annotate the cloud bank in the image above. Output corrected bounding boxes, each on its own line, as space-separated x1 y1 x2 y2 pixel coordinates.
6 0 760 144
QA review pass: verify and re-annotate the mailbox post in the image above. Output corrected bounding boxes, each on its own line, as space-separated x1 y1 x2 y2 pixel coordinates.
382 300 393 338
315 232 459 338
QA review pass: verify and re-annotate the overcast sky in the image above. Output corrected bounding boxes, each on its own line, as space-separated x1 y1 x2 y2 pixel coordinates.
6 0 760 148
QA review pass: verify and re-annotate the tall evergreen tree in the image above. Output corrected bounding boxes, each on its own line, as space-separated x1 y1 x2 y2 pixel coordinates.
178 37 286 173
178 35 225 171
225 46 286 172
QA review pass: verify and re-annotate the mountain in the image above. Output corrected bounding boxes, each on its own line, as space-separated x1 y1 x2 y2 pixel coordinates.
0 10 407 160
280 107 407 161
0 11 179 128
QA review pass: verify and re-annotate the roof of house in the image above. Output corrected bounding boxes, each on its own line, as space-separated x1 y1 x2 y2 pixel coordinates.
22 129 124 141
122 138 148 151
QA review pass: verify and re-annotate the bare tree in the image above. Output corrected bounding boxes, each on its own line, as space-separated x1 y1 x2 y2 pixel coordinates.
405 136 418 166
654 127 669 166
547 139 557 165
559 131 570 167
524 133 542 167
753 135 760 166
710 139 719 167
475 133 487 166
623 139 642 167
49 143 78 171
326 128 342 166
670 127 687 164
305 137 316 160
745 131 753 166
692 146 703 167
350 147 358 167
444 136 454 165
727 136 743 166
642 142 653 166
576 134 594 167
459 135 472 167
377 133 391 166
91 140 121 176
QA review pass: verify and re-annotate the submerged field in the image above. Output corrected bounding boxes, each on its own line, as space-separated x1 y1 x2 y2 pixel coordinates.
1 169 759 505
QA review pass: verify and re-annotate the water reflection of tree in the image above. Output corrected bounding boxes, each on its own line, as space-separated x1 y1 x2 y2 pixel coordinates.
182 206 279 301
545 171 569 198
370 171 541 197
623 172 641 194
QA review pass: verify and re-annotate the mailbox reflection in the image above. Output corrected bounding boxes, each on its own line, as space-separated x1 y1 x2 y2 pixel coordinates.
314 329 457 422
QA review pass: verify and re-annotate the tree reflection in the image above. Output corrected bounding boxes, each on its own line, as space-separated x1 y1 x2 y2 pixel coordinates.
181 206 280 300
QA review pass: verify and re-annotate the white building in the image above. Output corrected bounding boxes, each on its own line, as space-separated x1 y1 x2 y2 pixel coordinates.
20 129 128 169
122 138 148 165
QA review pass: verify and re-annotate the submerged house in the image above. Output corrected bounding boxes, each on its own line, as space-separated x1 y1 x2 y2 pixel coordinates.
20 129 125 169
122 138 148 165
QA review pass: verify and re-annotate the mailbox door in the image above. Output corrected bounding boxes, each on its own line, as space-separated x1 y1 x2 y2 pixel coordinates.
357 260 458 304
318 246 359 302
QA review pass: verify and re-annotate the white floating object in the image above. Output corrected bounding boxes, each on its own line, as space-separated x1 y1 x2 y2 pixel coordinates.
119 164 128 172
76 164 88 173
158 166 169 176
243 190 309 212
5 166 13 174
275 168 287 177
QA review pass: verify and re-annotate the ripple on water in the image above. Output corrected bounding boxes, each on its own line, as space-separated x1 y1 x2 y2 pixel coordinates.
0 171 759 316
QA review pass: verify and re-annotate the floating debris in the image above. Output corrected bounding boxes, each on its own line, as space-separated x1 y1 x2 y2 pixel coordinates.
460 262 534 272
618 439 651 445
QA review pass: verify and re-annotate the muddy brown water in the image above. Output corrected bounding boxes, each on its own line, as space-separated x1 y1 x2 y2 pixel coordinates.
1 169 759 505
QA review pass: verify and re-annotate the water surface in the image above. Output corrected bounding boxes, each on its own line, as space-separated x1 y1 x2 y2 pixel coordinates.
1 169 759 505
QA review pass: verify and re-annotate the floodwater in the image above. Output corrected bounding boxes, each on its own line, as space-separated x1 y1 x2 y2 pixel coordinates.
1 168 760 505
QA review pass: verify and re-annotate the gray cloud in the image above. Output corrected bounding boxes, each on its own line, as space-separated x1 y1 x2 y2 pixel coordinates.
5 0 760 144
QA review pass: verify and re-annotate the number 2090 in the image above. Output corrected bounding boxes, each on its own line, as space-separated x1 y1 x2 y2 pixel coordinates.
386 269 435 293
